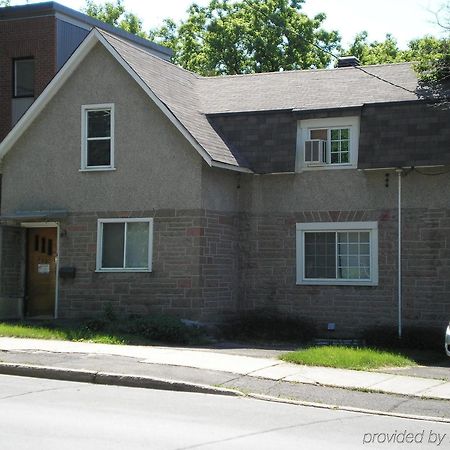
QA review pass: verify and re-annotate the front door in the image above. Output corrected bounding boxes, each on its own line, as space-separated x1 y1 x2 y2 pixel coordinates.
26 227 57 317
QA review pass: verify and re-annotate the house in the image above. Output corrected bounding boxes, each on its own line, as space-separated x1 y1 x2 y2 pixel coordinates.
0 1 171 142
0 27 449 337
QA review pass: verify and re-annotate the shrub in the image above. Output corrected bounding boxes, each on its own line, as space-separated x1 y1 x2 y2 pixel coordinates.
222 309 316 343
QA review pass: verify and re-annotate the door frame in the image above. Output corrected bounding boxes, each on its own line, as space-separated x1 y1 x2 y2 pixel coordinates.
21 222 60 319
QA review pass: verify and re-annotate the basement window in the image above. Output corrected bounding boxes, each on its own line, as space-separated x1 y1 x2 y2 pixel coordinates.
296 222 378 286
96 218 153 272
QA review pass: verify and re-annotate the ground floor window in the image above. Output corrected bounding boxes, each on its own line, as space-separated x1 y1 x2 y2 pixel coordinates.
96 218 153 272
296 221 378 286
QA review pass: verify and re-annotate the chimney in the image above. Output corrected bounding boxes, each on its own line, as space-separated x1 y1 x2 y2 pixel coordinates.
337 56 360 68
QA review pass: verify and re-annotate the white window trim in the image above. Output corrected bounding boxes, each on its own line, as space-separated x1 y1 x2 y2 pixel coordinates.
81 103 115 171
296 116 360 172
296 221 378 286
96 218 153 273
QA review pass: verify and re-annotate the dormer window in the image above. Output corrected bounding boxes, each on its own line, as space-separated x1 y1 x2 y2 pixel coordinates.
81 104 115 171
297 116 359 170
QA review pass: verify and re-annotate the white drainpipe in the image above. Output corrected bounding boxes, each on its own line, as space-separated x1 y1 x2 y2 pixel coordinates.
395 169 403 338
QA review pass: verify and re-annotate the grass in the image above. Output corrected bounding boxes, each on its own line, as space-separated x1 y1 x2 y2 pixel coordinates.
0 322 127 345
280 345 416 370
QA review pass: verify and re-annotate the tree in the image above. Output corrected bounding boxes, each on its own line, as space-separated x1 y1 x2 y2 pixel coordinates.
342 31 449 83
0 0 11 6
149 0 341 75
84 0 148 38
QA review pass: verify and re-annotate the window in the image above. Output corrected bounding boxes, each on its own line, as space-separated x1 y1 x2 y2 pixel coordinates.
13 58 35 98
296 116 359 170
296 222 378 286
81 104 115 170
96 218 153 272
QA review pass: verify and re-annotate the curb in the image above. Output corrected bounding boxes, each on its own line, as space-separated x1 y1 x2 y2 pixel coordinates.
0 362 242 397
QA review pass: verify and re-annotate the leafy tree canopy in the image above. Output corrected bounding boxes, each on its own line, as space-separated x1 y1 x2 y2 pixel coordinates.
148 0 341 75
341 31 449 82
0 0 11 6
84 0 148 38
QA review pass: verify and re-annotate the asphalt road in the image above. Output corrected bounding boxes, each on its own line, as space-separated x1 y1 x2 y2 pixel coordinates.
0 375 449 450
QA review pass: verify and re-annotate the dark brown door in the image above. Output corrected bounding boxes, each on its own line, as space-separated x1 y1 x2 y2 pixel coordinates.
26 227 57 317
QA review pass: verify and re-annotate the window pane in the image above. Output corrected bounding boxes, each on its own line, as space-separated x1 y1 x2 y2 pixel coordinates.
102 223 125 268
341 152 349 163
337 231 372 280
341 141 349 152
341 129 349 139
88 110 111 138
304 232 336 279
310 129 327 140
331 129 340 140
125 222 149 269
15 59 34 97
87 140 111 166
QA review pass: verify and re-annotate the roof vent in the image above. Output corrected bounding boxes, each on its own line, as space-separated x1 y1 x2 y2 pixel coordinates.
337 56 360 68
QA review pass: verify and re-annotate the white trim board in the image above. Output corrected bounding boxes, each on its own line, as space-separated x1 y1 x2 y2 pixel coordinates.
0 28 249 174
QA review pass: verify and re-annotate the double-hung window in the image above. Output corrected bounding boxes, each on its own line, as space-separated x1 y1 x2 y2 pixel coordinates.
96 218 153 272
81 104 114 170
296 222 378 286
297 116 359 170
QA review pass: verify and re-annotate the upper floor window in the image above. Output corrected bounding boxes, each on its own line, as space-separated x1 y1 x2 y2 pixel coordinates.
81 104 115 171
297 116 359 171
13 58 35 98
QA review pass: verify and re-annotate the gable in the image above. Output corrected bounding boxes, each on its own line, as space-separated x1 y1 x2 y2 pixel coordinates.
1 42 204 214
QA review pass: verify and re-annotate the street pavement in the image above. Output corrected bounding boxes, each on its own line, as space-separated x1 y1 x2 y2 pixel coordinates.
1 374 449 450
0 337 449 421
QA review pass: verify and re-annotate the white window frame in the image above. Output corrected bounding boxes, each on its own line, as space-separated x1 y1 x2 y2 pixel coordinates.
296 116 360 171
81 103 115 171
96 218 153 273
296 221 378 286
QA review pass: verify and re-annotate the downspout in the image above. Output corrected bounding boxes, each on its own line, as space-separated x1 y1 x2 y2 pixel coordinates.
395 168 403 338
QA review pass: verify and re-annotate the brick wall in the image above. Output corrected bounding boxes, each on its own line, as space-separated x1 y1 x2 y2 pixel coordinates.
57 209 239 321
239 208 450 336
0 16 57 141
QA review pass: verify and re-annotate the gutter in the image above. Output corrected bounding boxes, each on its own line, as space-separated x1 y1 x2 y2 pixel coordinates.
396 169 403 338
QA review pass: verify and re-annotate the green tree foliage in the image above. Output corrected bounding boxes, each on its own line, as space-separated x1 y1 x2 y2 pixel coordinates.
0 0 11 7
84 0 148 38
149 0 341 75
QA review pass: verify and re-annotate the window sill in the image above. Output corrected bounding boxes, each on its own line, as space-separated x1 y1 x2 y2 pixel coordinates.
299 163 355 172
95 269 152 273
79 167 116 172
297 279 378 286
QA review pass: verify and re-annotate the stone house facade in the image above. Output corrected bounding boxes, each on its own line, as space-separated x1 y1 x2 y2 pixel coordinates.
0 28 449 337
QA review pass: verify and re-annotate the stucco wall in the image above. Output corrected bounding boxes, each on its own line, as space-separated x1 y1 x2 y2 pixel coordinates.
1 43 203 214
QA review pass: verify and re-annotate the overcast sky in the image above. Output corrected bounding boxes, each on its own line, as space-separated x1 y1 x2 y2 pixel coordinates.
8 0 446 48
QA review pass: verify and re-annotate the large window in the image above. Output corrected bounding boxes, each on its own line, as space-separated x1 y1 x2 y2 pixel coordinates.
96 218 153 272
296 222 378 286
296 116 359 170
81 104 115 170
13 58 35 98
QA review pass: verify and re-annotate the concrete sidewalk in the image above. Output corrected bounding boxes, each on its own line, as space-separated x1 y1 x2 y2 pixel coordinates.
0 337 449 401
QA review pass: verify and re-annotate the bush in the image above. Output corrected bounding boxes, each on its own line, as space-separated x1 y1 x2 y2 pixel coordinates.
362 325 444 352
222 309 316 343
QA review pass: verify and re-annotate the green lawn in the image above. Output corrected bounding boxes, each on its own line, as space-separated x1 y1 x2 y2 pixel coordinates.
280 346 416 370
0 322 126 345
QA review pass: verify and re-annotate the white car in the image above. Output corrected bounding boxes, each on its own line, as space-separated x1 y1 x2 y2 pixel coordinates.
446 323 450 357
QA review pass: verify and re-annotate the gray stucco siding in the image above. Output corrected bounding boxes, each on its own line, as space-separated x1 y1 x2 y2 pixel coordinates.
1 43 203 215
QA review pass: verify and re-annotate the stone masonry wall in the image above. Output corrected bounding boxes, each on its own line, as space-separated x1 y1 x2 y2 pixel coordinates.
57 209 239 322
239 208 450 336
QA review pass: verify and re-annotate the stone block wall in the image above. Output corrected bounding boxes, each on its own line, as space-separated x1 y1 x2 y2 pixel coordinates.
57 209 239 321
238 208 450 336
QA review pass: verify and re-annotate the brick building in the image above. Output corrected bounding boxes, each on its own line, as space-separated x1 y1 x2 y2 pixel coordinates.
0 1 171 142
0 27 449 338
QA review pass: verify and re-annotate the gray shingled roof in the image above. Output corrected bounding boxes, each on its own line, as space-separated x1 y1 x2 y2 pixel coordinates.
100 30 426 169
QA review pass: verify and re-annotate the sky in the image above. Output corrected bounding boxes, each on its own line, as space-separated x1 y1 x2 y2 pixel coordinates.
8 0 447 48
